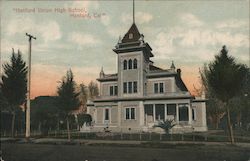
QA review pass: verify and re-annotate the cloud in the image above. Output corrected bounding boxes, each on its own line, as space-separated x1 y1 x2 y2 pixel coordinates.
215 19 248 29
121 12 153 24
179 13 204 27
6 17 62 42
68 32 101 47
101 15 110 26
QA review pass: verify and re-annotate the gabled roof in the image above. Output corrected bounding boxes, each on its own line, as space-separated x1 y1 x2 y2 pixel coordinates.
122 23 141 43
149 65 164 71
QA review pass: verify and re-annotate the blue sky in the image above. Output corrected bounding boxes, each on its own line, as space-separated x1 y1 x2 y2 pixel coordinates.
1 0 249 97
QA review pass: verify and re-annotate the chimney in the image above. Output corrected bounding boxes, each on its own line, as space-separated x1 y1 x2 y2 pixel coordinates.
177 68 181 77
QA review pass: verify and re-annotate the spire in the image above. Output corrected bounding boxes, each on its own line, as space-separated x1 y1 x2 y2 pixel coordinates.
100 67 105 78
170 61 176 71
133 0 135 24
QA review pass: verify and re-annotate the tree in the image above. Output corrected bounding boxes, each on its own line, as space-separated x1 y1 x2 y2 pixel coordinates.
57 69 80 141
78 83 88 112
0 49 27 136
31 96 59 136
88 81 99 100
201 46 248 144
153 119 176 134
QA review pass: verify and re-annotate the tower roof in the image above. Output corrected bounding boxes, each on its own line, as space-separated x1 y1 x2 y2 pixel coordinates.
121 23 141 43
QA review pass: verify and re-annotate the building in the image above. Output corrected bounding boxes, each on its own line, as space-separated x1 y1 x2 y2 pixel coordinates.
86 9 207 133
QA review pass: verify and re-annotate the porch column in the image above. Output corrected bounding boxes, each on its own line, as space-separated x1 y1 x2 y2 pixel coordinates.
117 102 122 126
176 104 179 124
153 104 156 122
139 101 144 126
188 104 192 125
164 104 167 121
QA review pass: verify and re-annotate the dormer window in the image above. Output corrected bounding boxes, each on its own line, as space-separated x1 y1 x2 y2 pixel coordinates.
129 33 133 39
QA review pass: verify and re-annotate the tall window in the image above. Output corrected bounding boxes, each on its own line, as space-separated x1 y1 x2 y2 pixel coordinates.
125 107 135 120
179 105 189 121
192 108 196 121
123 82 127 93
154 82 164 93
128 82 132 93
114 86 118 95
155 104 165 120
154 83 158 93
133 81 137 93
128 59 132 69
167 104 176 115
123 60 127 70
110 85 118 96
104 109 110 121
133 59 137 69
110 86 113 96
159 83 164 93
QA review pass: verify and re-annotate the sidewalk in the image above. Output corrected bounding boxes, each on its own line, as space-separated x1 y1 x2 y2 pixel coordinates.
1 137 250 148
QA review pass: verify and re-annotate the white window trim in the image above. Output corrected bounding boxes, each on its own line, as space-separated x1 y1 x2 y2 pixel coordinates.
124 107 136 120
109 85 118 96
103 107 111 124
154 82 165 94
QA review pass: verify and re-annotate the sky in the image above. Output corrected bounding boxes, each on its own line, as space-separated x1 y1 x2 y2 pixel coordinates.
0 0 249 98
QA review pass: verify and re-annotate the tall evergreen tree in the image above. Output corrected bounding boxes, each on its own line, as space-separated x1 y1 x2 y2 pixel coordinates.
57 69 80 141
202 46 247 144
0 49 27 136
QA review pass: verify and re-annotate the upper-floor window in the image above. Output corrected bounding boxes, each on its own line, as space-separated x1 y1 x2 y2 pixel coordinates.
154 82 164 94
110 85 118 96
133 59 137 69
123 60 127 70
123 81 138 94
125 107 135 120
128 59 132 69
133 81 137 93
123 58 138 70
128 82 133 93
123 82 127 93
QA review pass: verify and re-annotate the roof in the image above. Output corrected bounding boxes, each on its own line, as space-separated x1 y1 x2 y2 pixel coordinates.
122 23 141 43
149 65 164 71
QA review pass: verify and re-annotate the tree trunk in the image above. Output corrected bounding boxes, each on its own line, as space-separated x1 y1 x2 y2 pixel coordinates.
66 117 71 141
11 112 16 137
226 105 235 144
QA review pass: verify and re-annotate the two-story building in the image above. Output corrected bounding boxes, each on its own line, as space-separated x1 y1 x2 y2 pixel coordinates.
86 22 207 133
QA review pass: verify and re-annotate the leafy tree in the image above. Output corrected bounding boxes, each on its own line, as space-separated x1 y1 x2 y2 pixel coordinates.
153 119 176 134
57 69 80 141
88 81 99 100
31 96 59 135
201 46 248 144
78 83 88 112
0 49 27 136
77 114 92 127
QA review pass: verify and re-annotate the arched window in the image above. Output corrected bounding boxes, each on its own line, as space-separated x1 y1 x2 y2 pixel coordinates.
123 60 127 70
133 59 137 69
128 59 132 69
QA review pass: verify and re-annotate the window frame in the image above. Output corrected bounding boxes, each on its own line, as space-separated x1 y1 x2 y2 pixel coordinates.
125 107 136 120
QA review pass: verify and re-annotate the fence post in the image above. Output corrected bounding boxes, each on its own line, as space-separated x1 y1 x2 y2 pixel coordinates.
120 132 123 140
160 133 162 141
149 132 152 140
170 133 173 141
192 135 195 141
139 132 142 141
181 134 184 141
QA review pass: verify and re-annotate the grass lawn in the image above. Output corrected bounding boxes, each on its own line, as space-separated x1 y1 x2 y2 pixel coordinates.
1 142 250 161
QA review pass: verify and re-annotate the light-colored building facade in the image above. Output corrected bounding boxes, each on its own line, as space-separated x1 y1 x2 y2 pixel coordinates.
87 22 207 133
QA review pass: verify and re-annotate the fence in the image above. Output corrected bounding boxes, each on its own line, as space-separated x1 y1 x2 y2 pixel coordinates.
1 130 250 143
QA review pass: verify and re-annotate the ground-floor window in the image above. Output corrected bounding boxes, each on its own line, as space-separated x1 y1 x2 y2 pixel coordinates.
155 104 165 120
192 107 196 121
125 107 135 120
179 104 189 121
167 104 176 115
104 108 110 121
